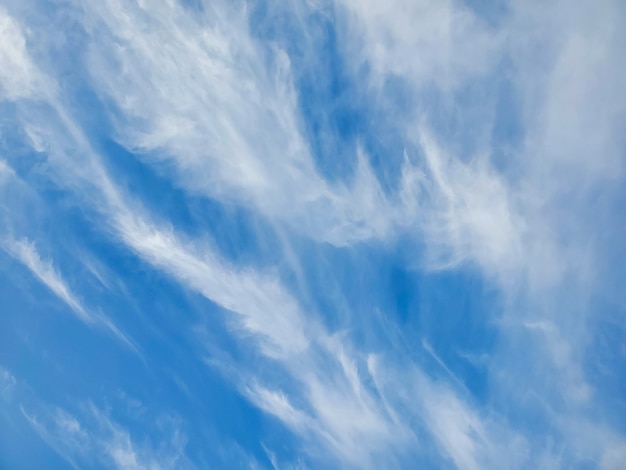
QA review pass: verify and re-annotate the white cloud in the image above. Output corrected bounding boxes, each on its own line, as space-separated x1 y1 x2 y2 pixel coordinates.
332 0 626 465
99 182 413 466
0 7 39 100
23 403 191 470
601 442 626 470
78 0 400 246
367 356 536 469
336 0 500 90
0 235 137 352
111 205 311 358
243 347 415 468
2 238 89 321
1 68 405 463
0 159 15 180
0 365 16 400
408 126 525 279
0 11 417 462
247 384 313 434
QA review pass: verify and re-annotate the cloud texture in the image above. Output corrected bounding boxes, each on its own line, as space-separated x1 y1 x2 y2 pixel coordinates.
0 0 625 468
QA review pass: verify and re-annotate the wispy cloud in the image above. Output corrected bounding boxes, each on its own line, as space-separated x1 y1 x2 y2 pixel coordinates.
0 23 415 461
2 238 89 321
79 0 402 246
337 0 501 90
0 236 137 353
0 6 40 100
0 0 625 468
0 365 16 399
23 402 191 470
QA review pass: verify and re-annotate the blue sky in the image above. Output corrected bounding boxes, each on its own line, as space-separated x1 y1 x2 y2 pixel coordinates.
1 0 625 468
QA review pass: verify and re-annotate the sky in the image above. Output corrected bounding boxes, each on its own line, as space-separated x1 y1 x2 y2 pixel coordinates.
0 0 625 468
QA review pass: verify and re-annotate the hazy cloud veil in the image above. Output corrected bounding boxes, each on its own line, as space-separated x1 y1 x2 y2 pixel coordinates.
1 0 625 468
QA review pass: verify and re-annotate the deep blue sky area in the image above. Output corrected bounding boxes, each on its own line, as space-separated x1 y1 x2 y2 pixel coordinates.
1 0 625 469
